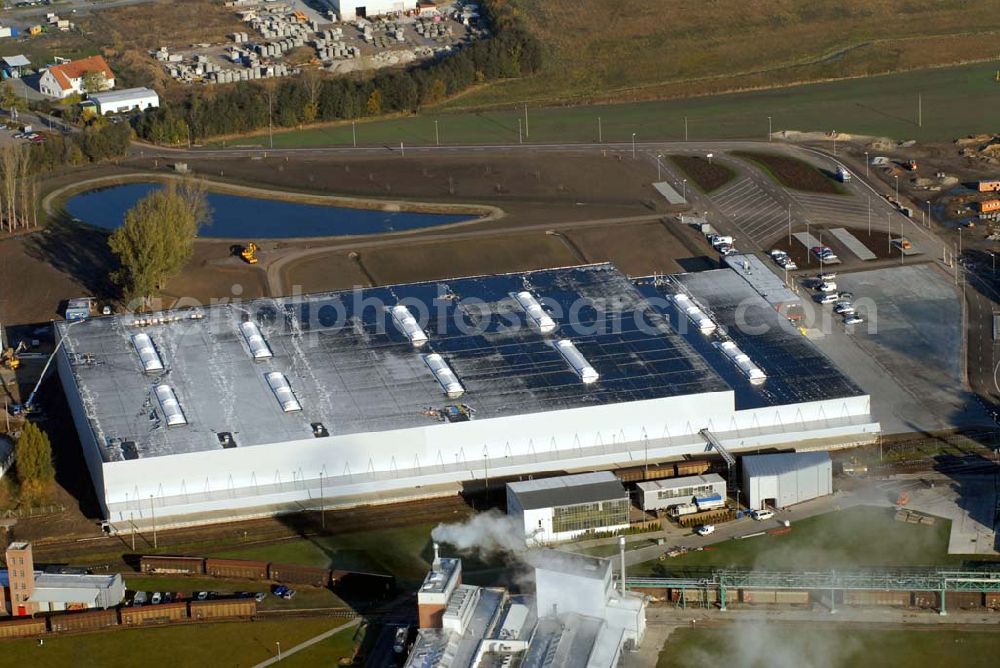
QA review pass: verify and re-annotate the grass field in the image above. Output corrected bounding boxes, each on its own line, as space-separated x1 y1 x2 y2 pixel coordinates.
449 0 1000 109
0 618 355 667
212 522 439 583
668 156 736 193
658 626 1000 668
732 151 845 194
633 507 975 575
255 61 1000 148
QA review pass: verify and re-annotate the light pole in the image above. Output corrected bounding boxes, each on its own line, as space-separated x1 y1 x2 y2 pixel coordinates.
684 116 688 141
767 115 772 141
434 119 439 146
276 642 281 660
598 116 602 143
518 118 522 144
864 151 869 178
707 152 713 165
631 132 636 160
267 91 273 150
352 120 356 148
832 131 837 156
682 178 687 201
319 470 325 529
523 103 529 138
787 203 792 244
150 495 157 549
656 154 662 180
894 175 899 203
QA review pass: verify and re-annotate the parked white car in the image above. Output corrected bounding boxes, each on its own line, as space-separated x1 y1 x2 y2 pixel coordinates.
751 509 775 521
696 524 716 536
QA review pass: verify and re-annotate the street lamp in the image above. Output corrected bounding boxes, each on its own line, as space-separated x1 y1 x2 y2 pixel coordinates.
656 154 662 181
894 175 899 203
864 151 869 178
631 133 636 160
768 115 772 141
706 152 713 165
276 642 281 660
682 178 687 201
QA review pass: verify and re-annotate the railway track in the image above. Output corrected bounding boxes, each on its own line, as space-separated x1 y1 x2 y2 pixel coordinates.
29 495 471 565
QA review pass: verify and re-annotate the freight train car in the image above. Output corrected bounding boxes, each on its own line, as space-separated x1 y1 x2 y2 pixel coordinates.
674 460 711 477
121 601 187 626
0 617 47 639
189 599 256 620
615 463 676 483
139 555 206 575
268 563 330 588
46 608 119 633
945 592 985 609
204 558 268 580
843 590 910 606
987 592 1000 610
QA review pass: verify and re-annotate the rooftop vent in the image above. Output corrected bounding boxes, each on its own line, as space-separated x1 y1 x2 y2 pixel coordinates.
423 353 465 398
239 321 273 360
714 340 766 384
671 294 716 334
390 304 428 346
311 422 330 438
153 384 188 427
131 333 164 373
120 440 139 460
217 432 237 449
513 291 557 334
265 371 302 413
555 339 599 384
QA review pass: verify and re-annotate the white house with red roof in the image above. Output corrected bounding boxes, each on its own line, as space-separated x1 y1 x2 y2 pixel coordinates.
39 55 115 99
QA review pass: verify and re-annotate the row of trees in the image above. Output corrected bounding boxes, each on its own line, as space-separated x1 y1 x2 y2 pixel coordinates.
108 180 209 305
136 0 542 143
14 422 55 503
0 144 39 233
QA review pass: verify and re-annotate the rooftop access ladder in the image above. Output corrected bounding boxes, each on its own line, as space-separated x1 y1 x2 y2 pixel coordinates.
699 428 739 509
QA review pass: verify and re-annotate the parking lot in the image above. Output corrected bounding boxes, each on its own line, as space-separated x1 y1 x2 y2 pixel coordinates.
804 264 994 433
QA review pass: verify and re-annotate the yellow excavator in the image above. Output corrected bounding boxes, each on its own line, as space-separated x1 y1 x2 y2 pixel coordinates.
2 341 26 370
240 241 259 265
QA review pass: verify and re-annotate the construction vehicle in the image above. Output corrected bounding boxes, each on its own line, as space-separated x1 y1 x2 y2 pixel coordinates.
1 341 25 370
240 241 259 265
905 159 918 171
896 490 910 506
892 237 912 251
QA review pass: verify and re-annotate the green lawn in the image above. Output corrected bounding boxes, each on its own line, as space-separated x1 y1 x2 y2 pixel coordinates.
211 522 439 584
634 506 980 575
245 61 1000 148
276 625 359 667
658 627 1000 668
2 618 352 668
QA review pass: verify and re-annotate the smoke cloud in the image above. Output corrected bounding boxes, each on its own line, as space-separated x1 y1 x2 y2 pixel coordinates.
430 510 528 558
674 622 862 668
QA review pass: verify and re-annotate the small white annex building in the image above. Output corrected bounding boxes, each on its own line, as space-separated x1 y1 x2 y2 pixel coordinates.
29 573 126 613
742 451 833 511
328 0 417 21
89 87 159 115
506 472 629 544
636 473 726 512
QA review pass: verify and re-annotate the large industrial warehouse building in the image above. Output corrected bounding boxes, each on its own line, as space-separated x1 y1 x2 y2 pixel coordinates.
742 451 833 510
55 263 878 528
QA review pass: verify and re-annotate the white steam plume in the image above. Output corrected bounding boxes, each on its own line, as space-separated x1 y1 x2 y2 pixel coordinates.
430 510 527 558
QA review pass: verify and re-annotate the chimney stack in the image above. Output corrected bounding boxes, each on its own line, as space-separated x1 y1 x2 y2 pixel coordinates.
619 536 627 595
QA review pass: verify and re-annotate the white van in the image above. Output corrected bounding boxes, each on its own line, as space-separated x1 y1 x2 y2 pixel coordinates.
817 281 838 293
751 509 775 521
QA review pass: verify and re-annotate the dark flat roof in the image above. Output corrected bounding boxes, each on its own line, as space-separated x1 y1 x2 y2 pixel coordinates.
508 472 626 510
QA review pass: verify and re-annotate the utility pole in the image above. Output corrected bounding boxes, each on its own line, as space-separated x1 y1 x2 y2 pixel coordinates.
352 120 356 148
434 120 439 146
518 118 522 144
768 115 772 141
864 151 869 178
523 103 529 139
319 471 325 529
684 116 688 141
918 93 922 128
598 116 602 143
788 203 792 243
400 141 404 158
631 132 636 159
130 512 135 551
150 495 157 549
868 196 871 235
268 92 273 150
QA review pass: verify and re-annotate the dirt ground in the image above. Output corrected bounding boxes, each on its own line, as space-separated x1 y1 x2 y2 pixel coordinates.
768 225 908 272
145 151 665 225
668 155 736 193
733 151 845 194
